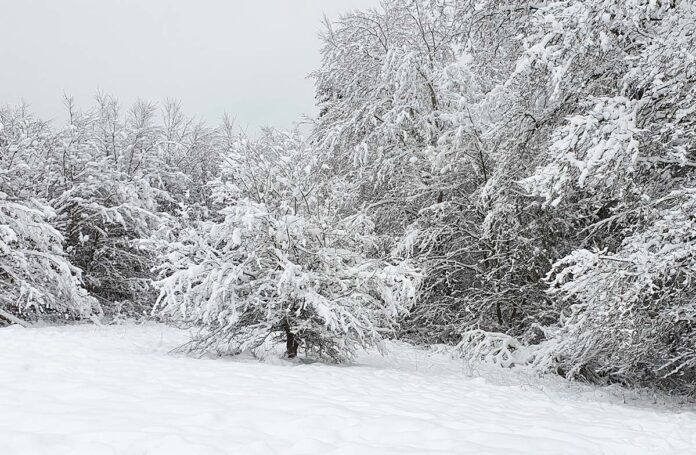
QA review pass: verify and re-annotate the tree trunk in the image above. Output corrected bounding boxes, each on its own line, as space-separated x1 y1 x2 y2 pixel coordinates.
283 320 299 359
0 309 29 327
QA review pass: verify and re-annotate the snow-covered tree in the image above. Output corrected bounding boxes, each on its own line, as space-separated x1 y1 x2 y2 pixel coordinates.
158 99 220 214
0 104 57 200
311 0 557 343
2 0 694 394
0 107 95 324
521 0 696 389
0 96 221 321
156 129 420 361
313 0 696 393
48 96 167 317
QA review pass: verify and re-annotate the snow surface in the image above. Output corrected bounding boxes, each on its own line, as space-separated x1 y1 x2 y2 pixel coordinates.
1 323 695 455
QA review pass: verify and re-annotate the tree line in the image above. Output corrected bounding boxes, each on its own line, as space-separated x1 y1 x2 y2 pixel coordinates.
1 0 694 395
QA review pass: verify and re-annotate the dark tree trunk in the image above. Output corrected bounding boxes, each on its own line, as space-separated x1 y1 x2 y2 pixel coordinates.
283 320 299 358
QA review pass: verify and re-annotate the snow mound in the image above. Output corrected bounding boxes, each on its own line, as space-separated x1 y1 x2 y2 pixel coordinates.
1 323 695 454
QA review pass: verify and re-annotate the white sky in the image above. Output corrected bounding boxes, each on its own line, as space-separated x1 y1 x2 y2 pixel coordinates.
0 0 378 129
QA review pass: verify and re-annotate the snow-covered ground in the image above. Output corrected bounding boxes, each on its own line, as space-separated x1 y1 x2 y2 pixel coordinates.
1 324 695 454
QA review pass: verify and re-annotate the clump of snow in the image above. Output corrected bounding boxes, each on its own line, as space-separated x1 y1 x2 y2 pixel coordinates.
1 323 695 454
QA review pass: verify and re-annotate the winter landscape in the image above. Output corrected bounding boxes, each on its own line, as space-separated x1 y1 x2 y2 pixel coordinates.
1 0 696 454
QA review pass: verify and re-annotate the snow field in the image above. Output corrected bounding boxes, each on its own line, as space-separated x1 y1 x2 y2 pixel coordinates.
1 323 695 454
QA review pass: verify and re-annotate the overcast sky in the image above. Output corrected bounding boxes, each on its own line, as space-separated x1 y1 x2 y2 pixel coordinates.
0 0 378 130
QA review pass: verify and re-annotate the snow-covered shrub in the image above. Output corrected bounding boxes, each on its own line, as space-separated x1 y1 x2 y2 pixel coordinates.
533 191 696 387
0 194 96 323
156 130 420 361
455 330 528 369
